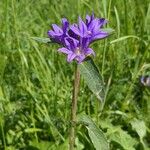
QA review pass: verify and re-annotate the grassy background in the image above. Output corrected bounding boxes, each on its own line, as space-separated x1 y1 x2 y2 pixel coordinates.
0 0 150 149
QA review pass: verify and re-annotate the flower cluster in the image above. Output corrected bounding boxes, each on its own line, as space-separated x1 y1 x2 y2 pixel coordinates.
48 14 109 63
140 76 150 87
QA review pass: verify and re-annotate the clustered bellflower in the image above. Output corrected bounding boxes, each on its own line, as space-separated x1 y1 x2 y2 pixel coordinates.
48 14 109 63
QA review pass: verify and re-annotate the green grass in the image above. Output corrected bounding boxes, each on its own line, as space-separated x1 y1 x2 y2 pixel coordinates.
0 0 150 149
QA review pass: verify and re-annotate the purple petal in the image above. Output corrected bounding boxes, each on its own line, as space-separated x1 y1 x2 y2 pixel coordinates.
58 47 71 54
85 48 95 56
52 24 63 34
79 17 88 37
88 18 100 32
67 53 76 62
62 18 69 32
71 38 79 49
70 24 80 36
88 18 108 34
65 37 79 50
76 54 85 63
86 15 91 25
80 38 89 49
86 13 95 26
92 31 109 41
91 13 95 20
47 30 56 37
99 18 108 27
64 38 71 49
68 29 79 40
48 30 62 44
48 30 62 37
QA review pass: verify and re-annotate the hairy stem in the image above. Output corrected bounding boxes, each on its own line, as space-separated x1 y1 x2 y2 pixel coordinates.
69 65 80 150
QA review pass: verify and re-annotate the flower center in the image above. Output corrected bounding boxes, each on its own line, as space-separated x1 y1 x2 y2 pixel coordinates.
75 47 81 55
87 30 92 35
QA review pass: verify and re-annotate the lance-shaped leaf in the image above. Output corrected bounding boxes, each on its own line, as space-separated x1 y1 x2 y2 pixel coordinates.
78 114 109 150
0 55 7 85
31 37 51 44
101 28 115 35
79 57 105 102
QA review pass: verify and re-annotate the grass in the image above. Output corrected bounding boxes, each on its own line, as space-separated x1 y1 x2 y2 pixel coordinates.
0 0 150 149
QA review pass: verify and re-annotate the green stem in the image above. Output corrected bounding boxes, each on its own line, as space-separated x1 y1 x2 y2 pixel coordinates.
69 65 80 150
1 120 6 149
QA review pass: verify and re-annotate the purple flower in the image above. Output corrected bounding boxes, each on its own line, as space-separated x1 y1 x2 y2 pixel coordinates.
58 37 95 63
47 14 110 63
140 76 150 87
70 14 108 43
48 18 69 45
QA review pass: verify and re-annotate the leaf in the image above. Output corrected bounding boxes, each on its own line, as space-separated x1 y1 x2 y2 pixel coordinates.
101 28 115 34
78 114 109 150
24 128 43 133
75 137 84 150
79 57 105 102
31 37 51 44
110 35 148 45
130 118 147 148
0 55 7 85
130 118 146 140
29 140 51 150
109 129 136 150
5 146 16 150
101 120 137 150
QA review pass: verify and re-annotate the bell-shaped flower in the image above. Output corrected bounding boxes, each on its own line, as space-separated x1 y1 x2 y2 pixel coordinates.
48 18 69 45
70 14 108 43
58 37 95 63
47 14 110 63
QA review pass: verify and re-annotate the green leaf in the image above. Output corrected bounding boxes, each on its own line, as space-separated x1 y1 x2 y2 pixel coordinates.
109 129 137 150
31 37 51 44
0 55 7 85
29 140 51 150
75 137 84 150
109 35 148 45
130 118 146 140
130 118 147 148
101 28 115 34
53 139 69 150
79 57 105 102
24 128 43 133
78 114 109 150
101 120 137 150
